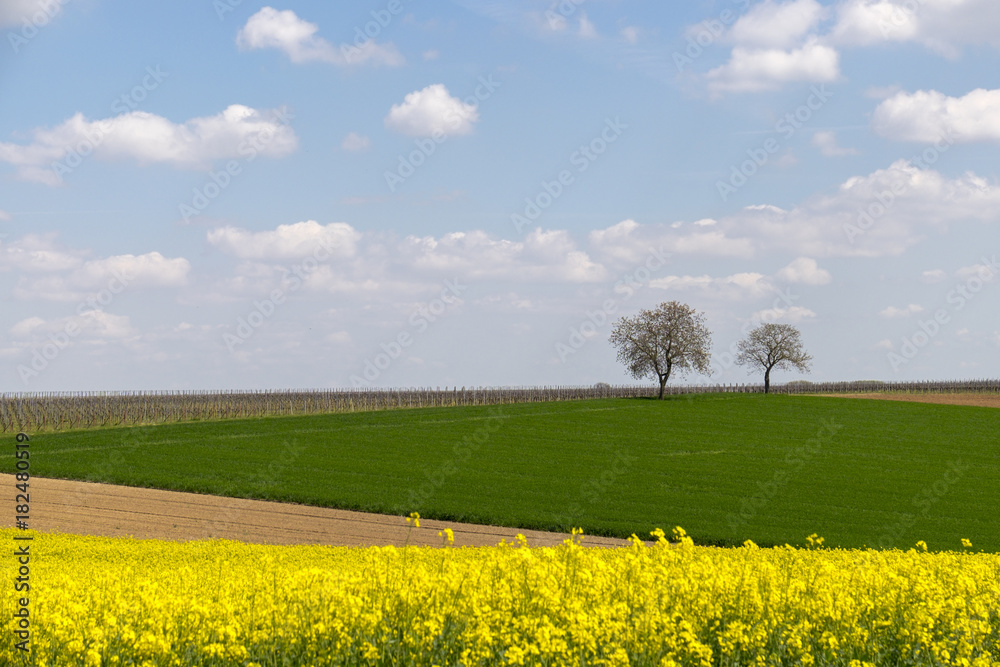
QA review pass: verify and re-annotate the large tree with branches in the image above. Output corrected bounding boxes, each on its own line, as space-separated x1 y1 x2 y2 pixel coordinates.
608 301 712 399
735 323 812 393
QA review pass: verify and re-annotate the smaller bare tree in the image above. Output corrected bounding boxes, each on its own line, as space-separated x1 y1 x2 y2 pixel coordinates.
608 301 712 399
735 323 812 393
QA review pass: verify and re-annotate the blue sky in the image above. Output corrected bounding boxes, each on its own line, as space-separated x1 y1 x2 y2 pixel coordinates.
1 0 998 391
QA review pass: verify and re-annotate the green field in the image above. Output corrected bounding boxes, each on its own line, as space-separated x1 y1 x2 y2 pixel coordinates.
6 394 996 550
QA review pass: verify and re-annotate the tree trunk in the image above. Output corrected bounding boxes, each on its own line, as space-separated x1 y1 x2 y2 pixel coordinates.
658 375 667 399
764 368 771 394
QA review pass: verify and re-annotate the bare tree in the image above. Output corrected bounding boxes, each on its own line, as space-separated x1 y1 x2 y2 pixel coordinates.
735 323 812 393
609 301 712 399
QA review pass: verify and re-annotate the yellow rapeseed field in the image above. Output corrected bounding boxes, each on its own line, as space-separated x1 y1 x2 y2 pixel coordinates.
2 526 998 666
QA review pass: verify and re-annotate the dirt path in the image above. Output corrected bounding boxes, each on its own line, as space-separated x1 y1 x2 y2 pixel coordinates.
0 475 630 548
820 392 1000 408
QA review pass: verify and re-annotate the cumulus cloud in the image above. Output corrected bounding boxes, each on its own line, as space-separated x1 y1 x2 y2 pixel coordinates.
577 13 597 39
587 219 754 266
751 306 817 323
0 105 297 185
593 161 999 260
9 311 135 341
646 257 830 302
620 26 640 44
727 160 1000 257
384 84 480 137
397 228 606 283
650 272 773 299
11 250 191 302
203 222 608 302
829 0 1000 55
921 269 947 283
812 130 860 156
707 40 840 93
207 221 361 260
0 0 65 28
871 88 1000 143
0 233 86 272
340 132 371 152
775 257 832 284
726 0 827 49
237 7 403 66
879 304 924 318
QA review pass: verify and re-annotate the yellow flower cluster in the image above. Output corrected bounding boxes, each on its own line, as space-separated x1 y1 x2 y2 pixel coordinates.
2 528 998 666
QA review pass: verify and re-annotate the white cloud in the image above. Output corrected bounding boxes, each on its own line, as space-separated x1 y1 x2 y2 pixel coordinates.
384 84 480 137
237 7 403 67
647 257 830 302
578 12 597 39
9 311 136 341
707 40 840 93
871 88 1000 143
812 130 860 156
727 0 827 49
207 221 361 260
422 49 440 60
587 219 754 266
651 272 773 299
590 161 1000 261
341 132 371 152
0 0 65 28
830 0 1000 55
775 257 832 284
751 306 817 322
11 251 191 302
620 26 640 44
956 260 1000 280
0 105 297 185
874 338 894 350
725 160 1000 257
0 209 10 221
879 304 924 318
0 234 86 272
398 228 606 283
921 269 947 283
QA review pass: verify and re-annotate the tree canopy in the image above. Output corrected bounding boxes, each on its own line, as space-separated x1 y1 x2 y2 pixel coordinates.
735 323 812 393
608 301 712 399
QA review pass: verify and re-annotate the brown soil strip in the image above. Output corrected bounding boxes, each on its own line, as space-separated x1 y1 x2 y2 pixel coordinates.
0 475 630 548
818 392 1000 409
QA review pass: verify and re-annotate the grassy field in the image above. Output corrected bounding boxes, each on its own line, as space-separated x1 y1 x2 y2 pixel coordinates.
5 394 996 550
